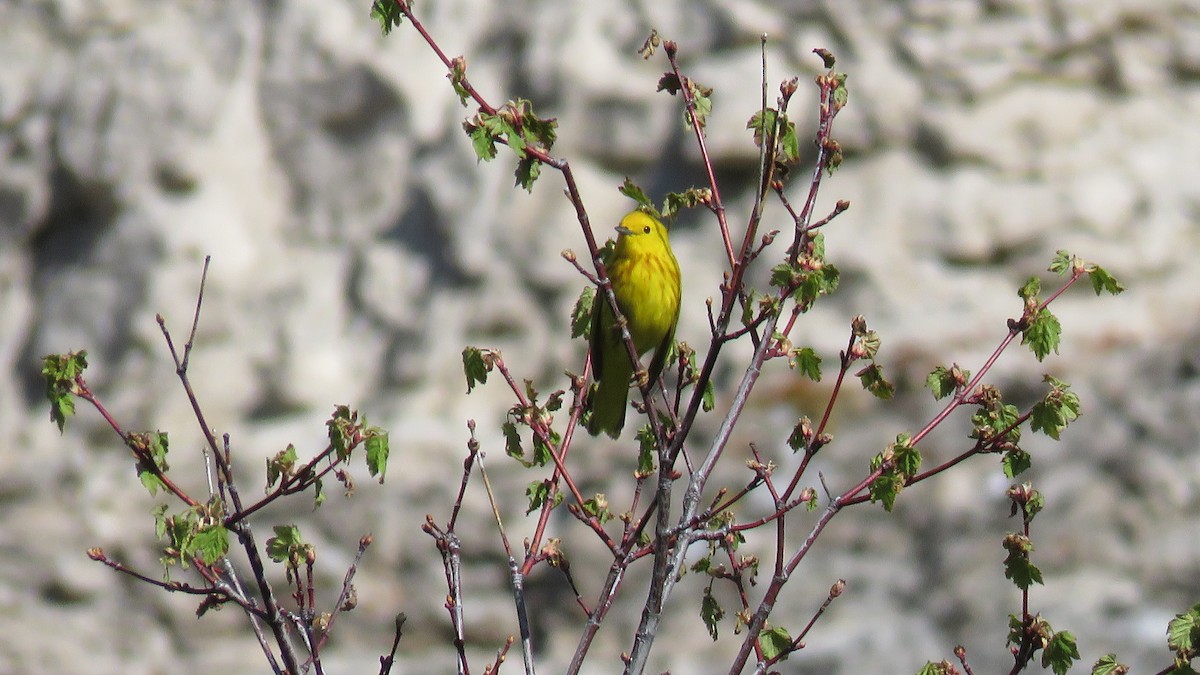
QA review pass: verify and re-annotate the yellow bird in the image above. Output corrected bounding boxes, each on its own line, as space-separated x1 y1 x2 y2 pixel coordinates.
587 210 682 438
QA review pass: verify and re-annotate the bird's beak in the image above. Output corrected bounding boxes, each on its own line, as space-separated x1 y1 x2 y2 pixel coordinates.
615 225 633 235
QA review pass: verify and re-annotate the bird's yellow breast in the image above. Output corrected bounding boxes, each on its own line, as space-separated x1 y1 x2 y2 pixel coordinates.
609 250 681 354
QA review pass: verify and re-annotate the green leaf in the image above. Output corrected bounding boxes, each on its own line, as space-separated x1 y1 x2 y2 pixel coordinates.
153 504 169 540
891 433 920 476
140 468 166 496
701 380 715 413
544 390 564 413
1002 448 1032 478
1022 309 1062 362
618 178 653 211
636 425 656 475
449 56 470 106
1002 533 1044 590
192 524 229 565
1167 603 1200 654
266 525 307 565
661 188 710 219
700 585 724 641
1048 250 1073 276
130 431 170 496
463 347 490 393
370 0 406 35
1026 488 1045 519
747 109 779 149
1043 630 1080 675
831 72 849 111
1087 264 1125 296
856 363 895 399
267 444 298 488
526 480 550 514
1018 276 1041 301
787 417 812 452
313 476 326 508
916 663 956 675
792 347 822 381
366 430 389 482
42 351 88 433
466 117 499 161
779 118 801 164
502 421 526 465
1090 654 1129 675
686 80 713 129
326 405 353 461
758 626 792 661
926 366 955 400
1030 375 1081 440
740 289 759 327
868 467 903 512
572 287 595 339
796 264 840 310
581 494 612 524
515 155 541 192
530 427 557 467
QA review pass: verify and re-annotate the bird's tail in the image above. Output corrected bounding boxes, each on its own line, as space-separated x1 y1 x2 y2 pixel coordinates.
587 367 629 439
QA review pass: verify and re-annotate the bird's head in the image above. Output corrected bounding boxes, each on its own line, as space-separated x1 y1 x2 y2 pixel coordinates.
614 210 670 256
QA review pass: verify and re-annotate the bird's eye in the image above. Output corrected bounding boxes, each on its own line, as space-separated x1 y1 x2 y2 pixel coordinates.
643 226 651 234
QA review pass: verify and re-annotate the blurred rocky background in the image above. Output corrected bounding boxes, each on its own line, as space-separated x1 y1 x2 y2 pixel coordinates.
2 0 1198 673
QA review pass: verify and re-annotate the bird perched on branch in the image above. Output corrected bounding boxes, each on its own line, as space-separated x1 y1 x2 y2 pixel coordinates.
587 210 681 438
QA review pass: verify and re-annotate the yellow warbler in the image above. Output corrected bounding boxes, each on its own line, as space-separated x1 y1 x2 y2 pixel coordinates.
587 210 682 438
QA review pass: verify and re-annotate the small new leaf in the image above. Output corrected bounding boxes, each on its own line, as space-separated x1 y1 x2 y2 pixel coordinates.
502 421 526 465
1002 533 1043 590
1043 630 1081 675
917 662 958 675
42 351 88 433
192 524 229 565
1087 264 1125 296
747 109 779 149
448 56 470 106
463 347 491 393
326 405 354 461
1002 448 1032 479
686 80 713 129
465 117 499 162
515 155 541 192
758 626 793 661
618 178 655 213
1091 654 1129 675
530 427 557 467
1022 309 1062 362
926 366 956 400
661 188 711 219
366 430 389 482
370 0 405 35
267 444 298 488
1048 250 1074 276
787 417 813 452
791 347 822 381
266 525 311 566
830 72 849 112
856 363 895 399
571 287 595 339
701 380 716 413
701 586 724 641
1030 375 1080 440
1018 276 1041 301
526 480 550 515
636 425 656 475
1166 603 1200 655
